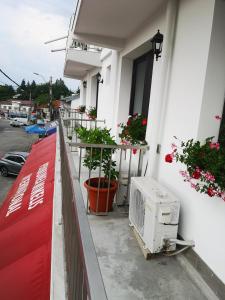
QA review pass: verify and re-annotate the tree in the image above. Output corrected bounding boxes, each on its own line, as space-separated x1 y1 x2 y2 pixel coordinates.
1 77 72 102
52 78 72 99
35 93 49 105
17 79 29 99
0 85 15 100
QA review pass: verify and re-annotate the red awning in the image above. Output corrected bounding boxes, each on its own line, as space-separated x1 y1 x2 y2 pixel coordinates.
0 133 56 300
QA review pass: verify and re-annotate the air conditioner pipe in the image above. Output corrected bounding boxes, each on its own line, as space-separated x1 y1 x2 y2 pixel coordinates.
163 238 195 256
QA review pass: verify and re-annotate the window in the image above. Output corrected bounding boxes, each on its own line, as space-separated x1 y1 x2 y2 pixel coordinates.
14 156 25 164
218 100 225 149
5 156 17 162
129 51 154 118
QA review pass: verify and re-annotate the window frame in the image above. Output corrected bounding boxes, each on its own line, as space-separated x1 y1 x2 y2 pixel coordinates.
129 50 154 118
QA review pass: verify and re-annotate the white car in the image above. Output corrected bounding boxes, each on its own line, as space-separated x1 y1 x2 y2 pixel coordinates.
10 119 24 127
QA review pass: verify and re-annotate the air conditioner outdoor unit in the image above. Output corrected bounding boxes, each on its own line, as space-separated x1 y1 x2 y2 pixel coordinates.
129 177 180 254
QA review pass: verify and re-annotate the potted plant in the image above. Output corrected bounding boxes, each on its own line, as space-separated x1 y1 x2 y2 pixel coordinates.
76 127 119 212
165 116 225 200
76 105 86 114
87 106 97 120
118 113 148 154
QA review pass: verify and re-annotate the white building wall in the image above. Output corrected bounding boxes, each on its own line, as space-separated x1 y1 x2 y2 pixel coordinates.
114 2 167 138
154 0 225 283
70 98 81 109
94 0 225 284
68 0 225 283
96 49 119 130
83 68 100 110
80 84 86 106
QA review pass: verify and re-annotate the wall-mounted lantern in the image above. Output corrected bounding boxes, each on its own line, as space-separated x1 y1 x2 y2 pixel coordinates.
96 72 103 84
82 80 87 88
151 30 164 61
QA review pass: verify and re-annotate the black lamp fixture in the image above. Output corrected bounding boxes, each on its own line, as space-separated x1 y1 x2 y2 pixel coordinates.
151 30 164 61
96 72 103 84
82 80 87 88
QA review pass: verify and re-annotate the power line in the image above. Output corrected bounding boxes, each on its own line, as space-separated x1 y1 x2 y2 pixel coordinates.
0 69 21 87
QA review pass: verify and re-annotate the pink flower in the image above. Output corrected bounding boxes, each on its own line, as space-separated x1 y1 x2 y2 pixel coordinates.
221 193 225 201
171 143 177 150
165 154 173 163
191 183 197 189
215 115 222 120
179 170 188 177
209 142 220 150
204 171 215 182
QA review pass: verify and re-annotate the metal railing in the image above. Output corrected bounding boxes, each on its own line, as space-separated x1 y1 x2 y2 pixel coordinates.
70 40 102 53
59 119 107 300
61 109 105 141
60 111 149 214
68 142 149 215
64 117 105 141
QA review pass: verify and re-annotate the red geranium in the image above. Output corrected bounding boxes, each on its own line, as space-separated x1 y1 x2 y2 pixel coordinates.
119 114 147 145
132 148 137 155
165 154 173 163
142 119 147 126
192 170 201 179
207 188 215 197
127 118 131 126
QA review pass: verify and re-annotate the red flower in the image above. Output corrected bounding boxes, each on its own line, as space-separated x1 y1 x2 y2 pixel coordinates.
133 112 138 117
207 188 215 197
165 154 173 163
209 142 220 150
142 119 147 126
192 170 201 179
132 148 137 155
127 118 131 126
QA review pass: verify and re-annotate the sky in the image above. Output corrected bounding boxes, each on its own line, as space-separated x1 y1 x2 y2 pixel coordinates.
0 0 79 92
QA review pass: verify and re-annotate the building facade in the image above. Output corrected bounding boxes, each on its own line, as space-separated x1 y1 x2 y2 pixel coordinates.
64 0 225 286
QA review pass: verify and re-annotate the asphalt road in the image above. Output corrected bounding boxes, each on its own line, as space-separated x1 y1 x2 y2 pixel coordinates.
0 118 38 206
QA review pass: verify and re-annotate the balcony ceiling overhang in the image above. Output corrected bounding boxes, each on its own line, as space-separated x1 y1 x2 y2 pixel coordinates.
73 0 167 49
64 48 101 80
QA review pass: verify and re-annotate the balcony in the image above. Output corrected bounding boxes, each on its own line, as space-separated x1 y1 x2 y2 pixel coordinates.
64 39 102 80
54 108 215 300
71 0 167 49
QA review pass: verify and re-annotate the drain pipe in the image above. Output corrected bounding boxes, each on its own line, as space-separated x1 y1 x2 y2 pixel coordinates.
163 238 195 256
151 0 179 178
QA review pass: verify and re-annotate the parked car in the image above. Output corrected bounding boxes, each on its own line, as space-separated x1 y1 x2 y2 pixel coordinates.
0 152 29 176
10 119 24 127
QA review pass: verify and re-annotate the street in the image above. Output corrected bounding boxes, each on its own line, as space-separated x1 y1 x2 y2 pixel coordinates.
0 118 37 205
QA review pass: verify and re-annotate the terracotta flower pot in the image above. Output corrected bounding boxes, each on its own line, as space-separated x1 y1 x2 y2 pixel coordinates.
84 177 118 213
